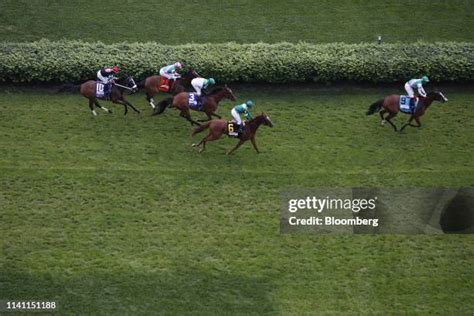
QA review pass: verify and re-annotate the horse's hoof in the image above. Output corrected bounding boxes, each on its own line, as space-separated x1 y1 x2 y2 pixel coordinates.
380 120 386 126
108 110 113 114
192 143 196 147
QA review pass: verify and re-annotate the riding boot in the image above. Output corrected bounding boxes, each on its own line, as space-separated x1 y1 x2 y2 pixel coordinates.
237 123 244 134
197 95 202 107
409 97 415 109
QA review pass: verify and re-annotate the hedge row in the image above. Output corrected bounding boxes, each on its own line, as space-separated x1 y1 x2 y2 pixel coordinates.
0 39 473 83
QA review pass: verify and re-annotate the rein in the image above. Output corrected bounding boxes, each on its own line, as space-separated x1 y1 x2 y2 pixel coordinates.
114 82 135 91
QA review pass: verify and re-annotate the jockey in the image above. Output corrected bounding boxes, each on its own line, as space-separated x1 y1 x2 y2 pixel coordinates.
191 77 216 103
231 100 254 132
405 76 429 108
97 65 119 85
159 62 182 80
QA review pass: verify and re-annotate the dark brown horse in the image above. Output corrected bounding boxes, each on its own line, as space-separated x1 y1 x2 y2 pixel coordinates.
366 91 448 132
192 113 274 155
153 85 237 126
60 75 139 115
137 70 199 110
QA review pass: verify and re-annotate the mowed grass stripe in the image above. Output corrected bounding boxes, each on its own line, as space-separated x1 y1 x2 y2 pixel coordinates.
0 0 473 43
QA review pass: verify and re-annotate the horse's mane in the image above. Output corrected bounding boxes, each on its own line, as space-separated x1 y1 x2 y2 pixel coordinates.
207 86 225 95
248 113 266 123
117 74 132 81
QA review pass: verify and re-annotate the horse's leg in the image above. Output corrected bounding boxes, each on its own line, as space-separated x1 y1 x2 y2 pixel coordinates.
89 99 97 116
379 109 387 126
198 112 213 122
124 99 140 114
197 131 223 153
146 91 156 109
400 116 415 132
95 100 112 114
250 135 260 154
384 113 398 132
180 108 200 126
113 99 128 116
413 116 422 127
226 139 246 155
211 112 222 119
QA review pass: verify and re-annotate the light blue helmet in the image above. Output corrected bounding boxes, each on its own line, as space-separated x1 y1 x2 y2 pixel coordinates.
422 75 429 82
208 78 216 85
246 99 255 107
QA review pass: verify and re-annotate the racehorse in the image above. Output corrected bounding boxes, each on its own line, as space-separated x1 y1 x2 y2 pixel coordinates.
153 85 237 126
366 91 448 132
191 113 274 155
59 75 139 116
137 70 200 110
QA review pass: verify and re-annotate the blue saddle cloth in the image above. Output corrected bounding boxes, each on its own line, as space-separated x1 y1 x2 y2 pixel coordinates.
399 95 418 114
96 82 111 100
188 93 205 111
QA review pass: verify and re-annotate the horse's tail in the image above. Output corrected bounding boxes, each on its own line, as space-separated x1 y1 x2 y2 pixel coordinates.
57 83 80 93
366 99 384 115
152 97 173 116
192 121 211 136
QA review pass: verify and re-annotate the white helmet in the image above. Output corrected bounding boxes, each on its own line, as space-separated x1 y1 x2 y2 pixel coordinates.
174 62 182 69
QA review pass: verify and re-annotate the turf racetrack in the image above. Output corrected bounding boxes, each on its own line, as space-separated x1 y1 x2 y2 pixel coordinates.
1 86 473 314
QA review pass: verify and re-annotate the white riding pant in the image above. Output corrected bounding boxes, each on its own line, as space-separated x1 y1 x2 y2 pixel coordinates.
231 109 242 125
404 83 415 98
191 78 205 96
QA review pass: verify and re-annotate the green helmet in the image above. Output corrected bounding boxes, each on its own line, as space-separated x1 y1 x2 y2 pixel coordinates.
246 99 255 107
422 76 430 82
208 78 216 85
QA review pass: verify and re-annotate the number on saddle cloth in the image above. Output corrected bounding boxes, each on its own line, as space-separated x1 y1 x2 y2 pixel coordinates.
399 95 418 114
188 93 204 110
227 121 241 137
96 82 111 100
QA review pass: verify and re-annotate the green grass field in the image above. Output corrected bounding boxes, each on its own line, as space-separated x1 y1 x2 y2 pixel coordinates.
1 86 473 314
1 0 474 314
1 0 474 44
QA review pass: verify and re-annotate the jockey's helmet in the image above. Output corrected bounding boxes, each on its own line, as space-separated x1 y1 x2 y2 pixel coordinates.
174 62 182 69
208 78 216 85
246 99 255 107
422 75 429 82
112 65 120 73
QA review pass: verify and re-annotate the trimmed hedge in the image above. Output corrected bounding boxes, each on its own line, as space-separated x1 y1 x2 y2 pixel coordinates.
0 39 473 83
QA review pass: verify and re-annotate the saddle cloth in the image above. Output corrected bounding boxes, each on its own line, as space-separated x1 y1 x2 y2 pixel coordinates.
399 95 419 114
188 93 205 111
96 82 109 100
227 121 241 137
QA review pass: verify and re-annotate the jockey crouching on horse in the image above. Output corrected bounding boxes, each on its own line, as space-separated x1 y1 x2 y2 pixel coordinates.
159 62 182 92
230 100 254 135
191 77 216 105
404 76 429 112
97 65 120 97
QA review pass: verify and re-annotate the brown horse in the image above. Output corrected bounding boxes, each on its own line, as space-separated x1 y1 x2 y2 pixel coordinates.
153 85 237 126
137 70 199 110
191 113 274 155
59 75 139 116
366 91 448 132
